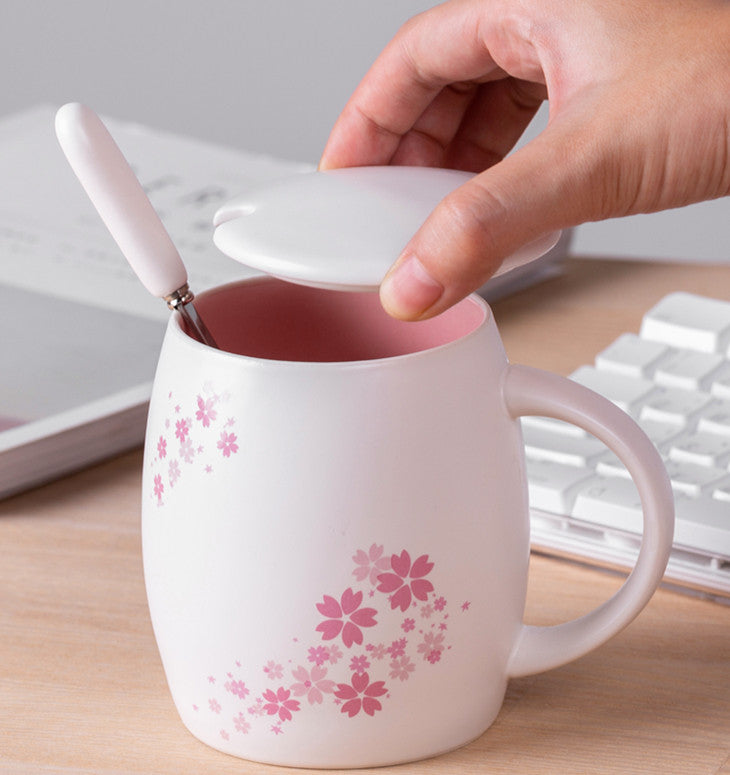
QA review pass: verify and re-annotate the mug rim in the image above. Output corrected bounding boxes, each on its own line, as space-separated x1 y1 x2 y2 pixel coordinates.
169 277 490 368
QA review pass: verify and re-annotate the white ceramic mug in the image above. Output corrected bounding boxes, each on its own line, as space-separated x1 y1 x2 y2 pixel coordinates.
142 277 674 768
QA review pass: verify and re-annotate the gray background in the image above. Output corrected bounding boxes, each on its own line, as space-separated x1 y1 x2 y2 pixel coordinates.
0 0 727 261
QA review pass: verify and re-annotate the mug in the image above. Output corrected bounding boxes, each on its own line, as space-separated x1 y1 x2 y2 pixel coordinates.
141 277 674 768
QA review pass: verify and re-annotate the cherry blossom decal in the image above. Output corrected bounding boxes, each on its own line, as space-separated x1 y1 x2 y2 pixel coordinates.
376 550 434 612
195 543 470 739
315 588 377 647
146 384 239 507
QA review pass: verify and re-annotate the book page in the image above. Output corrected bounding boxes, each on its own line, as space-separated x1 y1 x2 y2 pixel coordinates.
0 105 312 321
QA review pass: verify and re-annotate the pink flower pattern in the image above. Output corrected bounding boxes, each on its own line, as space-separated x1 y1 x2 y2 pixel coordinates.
352 544 391 586
334 672 388 718
168 459 180 486
263 661 283 680
147 386 239 504
349 654 370 673
217 430 239 458
290 664 336 705
376 550 435 612
175 418 190 441
316 588 377 648
307 646 329 666
389 655 415 681
192 542 467 739
195 394 218 427
225 679 249 699
262 687 300 722
327 644 343 664
153 474 164 503
417 631 445 660
180 437 195 463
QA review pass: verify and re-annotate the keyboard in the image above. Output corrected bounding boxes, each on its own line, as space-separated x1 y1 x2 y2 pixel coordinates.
525 291 730 602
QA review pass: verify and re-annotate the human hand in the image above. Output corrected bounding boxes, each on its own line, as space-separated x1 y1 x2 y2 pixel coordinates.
319 0 730 320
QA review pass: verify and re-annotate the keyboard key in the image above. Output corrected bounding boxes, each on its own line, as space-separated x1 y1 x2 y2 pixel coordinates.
595 451 630 479
663 459 730 497
712 480 730 502
709 362 730 400
571 477 730 557
595 334 670 378
571 476 644 533
668 430 730 468
526 459 596 514
697 398 730 436
640 292 730 353
653 349 724 391
635 418 684 448
520 415 588 438
522 425 606 467
673 495 730 556
639 386 714 426
570 366 656 413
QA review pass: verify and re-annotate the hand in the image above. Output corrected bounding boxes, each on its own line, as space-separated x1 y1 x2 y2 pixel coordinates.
319 0 730 320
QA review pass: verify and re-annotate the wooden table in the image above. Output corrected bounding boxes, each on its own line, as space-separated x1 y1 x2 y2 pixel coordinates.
2 259 729 775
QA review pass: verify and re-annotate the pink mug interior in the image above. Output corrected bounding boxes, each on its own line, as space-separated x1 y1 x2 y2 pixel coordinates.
191 278 486 363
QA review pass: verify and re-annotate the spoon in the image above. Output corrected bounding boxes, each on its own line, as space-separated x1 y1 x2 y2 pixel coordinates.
55 102 217 348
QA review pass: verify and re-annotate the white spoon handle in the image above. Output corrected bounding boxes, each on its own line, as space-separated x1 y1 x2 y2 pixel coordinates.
55 102 188 299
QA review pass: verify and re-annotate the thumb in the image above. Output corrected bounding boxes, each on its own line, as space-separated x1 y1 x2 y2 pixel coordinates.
379 126 588 320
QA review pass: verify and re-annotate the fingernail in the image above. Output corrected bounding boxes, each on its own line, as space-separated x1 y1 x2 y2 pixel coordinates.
380 254 444 319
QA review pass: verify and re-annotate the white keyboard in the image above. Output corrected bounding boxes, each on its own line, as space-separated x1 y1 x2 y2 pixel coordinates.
526 292 730 602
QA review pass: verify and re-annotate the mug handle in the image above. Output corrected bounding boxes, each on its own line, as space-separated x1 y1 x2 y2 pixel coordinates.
502 364 675 677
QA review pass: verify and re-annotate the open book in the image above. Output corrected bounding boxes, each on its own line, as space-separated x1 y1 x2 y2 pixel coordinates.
0 105 568 498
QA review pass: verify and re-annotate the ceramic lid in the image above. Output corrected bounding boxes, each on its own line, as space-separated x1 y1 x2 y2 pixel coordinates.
213 166 560 291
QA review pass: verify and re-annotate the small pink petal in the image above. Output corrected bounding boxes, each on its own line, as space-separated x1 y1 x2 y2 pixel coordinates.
340 587 363 615
342 621 363 648
316 619 344 641
350 607 377 628
310 664 326 681
316 595 342 618
368 543 384 561
352 549 370 565
376 573 403 593
292 666 309 683
411 578 434 601
334 684 358 700
390 550 411 578
410 554 434 578
391 584 412 612
352 671 370 693
363 696 382 716
341 698 361 717
364 680 387 697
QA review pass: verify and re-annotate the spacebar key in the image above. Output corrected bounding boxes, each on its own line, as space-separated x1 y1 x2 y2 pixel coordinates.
571 477 644 534
673 495 730 557
572 477 730 557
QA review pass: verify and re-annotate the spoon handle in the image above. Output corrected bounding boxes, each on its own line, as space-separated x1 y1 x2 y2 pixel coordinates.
55 102 188 300
55 103 217 348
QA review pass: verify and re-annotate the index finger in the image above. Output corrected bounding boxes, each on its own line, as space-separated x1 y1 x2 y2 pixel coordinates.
319 2 503 169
